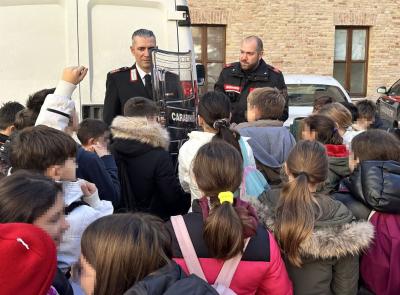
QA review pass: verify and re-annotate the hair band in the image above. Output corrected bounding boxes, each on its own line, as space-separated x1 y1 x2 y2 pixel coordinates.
218 191 234 204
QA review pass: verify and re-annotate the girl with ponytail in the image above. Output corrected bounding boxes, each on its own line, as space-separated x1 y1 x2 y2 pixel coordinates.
302 114 350 193
253 140 374 295
178 91 257 202
167 141 292 295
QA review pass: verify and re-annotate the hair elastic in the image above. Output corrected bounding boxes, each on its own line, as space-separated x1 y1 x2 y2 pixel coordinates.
218 191 234 204
213 118 230 129
297 171 308 179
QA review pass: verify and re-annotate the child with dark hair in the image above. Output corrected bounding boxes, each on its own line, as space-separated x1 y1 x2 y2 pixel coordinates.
334 129 400 294
0 101 24 145
353 99 376 131
179 91 258 201
110 96 190 219
0 101 24 176
34 66 120 206
77 119 110 153
250 140 373 295
235 87 296 187
302 115 350 193
9 125 113 281
167 141 292 294
0 170 71 295
312 95 334 113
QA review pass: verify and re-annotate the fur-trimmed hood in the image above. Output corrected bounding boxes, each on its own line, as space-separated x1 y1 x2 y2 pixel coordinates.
245 192 374 260
111 116 169 150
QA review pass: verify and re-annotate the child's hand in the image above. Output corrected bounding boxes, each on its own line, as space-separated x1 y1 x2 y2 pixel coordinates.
62 66 88 85
92 142 110 157
80 181 97 197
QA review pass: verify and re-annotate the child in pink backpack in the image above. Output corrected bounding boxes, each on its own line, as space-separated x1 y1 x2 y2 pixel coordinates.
166 140 292 295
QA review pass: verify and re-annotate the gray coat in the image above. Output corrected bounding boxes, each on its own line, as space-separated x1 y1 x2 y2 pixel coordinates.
247 190 374 295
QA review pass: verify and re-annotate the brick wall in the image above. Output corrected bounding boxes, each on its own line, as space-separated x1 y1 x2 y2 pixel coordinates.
188 0 400 98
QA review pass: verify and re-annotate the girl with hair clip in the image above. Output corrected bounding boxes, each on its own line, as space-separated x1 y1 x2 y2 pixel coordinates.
79 213 216 295
168 141 292 295
178 91 258 202
302 114 350 194
251 140 374 295
333 129 400 295
0 170 72 295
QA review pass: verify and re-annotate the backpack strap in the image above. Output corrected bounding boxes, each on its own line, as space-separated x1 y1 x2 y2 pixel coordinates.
215 238 250 287
64 200 89 215
170 215 207 281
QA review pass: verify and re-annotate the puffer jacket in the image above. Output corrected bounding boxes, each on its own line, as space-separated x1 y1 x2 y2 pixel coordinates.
124 261 218 295
343 160 400 214
251 189 374 295
165 198 293 295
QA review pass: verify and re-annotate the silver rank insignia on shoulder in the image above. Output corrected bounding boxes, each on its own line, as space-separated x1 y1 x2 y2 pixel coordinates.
130 69 138 82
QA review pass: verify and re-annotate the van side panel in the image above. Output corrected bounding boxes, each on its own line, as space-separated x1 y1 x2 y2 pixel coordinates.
0 0 78 104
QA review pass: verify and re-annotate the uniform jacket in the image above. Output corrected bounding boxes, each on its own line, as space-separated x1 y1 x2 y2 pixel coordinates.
252 190 374 295
214 59 288 124
103 64 182 125
165 198 293 295
110 116 190 220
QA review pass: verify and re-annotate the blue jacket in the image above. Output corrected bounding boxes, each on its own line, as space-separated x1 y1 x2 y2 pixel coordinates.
76 146 120 207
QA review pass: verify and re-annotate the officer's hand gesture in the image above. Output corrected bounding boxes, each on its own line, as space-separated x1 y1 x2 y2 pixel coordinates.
62 66 88 85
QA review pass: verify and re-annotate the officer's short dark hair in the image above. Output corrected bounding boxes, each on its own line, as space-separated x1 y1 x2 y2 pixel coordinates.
243 36 263 53
247 87 285 120
0 102 24 130
124 97 158 117
356 100 376 121
132 29 156 42
77 119 109 146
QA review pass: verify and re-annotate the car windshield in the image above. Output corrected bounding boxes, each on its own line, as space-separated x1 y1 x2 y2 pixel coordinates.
287 84 347 106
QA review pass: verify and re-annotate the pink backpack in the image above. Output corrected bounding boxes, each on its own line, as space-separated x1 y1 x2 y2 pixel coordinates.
171 215 249 295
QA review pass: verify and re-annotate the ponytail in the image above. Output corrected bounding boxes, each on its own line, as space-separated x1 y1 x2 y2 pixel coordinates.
203 192 257 259
275 173 316 267
212 119 241 153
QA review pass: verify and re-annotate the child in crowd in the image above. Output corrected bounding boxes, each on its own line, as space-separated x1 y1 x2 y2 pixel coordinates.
0 170 71 295
312 95 333 113
110 97 190 219
77 119 110 152
318 102 360 147
34 66 121 206
302 114 350 193
0 101 24 146
253 140 374 295
334 130 400 294
235 87 295 187
353 99 376 131
179 91 258 201
9 125 113 277
0 222 58 295
0 101 24 176
80 213 214 295
168 141 293 294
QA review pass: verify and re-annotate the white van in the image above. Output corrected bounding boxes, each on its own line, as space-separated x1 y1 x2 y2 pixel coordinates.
0 0 197 118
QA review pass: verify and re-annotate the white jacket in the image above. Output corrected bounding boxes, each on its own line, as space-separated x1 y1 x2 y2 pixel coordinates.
57 180 113 270
178 131 256 202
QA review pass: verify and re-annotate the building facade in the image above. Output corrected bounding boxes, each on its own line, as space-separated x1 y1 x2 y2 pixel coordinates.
188 0 400 99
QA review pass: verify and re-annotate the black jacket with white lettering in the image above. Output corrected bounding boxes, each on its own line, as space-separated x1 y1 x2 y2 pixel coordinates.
214 59 288 124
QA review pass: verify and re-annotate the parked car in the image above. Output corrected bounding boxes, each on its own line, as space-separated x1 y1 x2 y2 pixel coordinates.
377 79 400 127
284 74 351 126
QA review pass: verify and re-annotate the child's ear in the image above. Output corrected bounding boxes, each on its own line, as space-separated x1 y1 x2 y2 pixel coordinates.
45 165 62 181
87 138 97 145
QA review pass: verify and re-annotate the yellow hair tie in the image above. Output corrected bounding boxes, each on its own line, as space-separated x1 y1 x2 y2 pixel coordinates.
218 191 234 204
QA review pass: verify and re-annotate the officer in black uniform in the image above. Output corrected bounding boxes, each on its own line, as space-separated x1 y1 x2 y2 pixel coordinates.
214 36 288 124
103 29 182 125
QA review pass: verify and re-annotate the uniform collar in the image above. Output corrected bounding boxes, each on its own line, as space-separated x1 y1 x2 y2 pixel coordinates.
135 64 151 80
